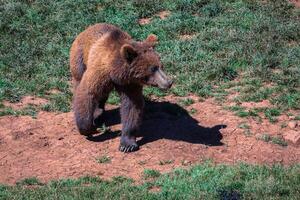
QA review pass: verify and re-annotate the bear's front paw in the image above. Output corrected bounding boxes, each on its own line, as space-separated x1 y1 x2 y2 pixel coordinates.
119 135 139 153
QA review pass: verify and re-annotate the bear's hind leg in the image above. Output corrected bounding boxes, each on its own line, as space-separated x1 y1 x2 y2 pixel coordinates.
116 84 144 153
70 39 86 91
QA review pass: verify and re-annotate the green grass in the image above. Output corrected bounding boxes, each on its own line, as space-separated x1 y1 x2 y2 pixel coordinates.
238 122 252 136
107 91 120 105
189 107 197 115
1 163 299 199
0 105 38 117
238 122 250 129
271 136 288 147
264 108 281 123
96 155 111 164
224 106 258 118
225 105 284 122
243 129 252 137
1 0 299 113
143 169 161 179
178 98 195 107
16 177 43 186
258 133 272 143
257 133 288 147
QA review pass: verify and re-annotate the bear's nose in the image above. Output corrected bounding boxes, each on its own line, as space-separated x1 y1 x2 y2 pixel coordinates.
166 79 173 88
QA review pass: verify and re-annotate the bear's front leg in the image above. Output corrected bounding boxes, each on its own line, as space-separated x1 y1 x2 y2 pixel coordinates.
73 71 113 136
117 84 144 153
73 82 98 135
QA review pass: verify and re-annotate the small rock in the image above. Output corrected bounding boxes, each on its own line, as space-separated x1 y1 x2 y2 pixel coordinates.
283 130 300 145
288 121 298 129
255 133 262 138
191 146 200 151
220 148 227 153
43 142 49 147
255 133 264 140
97 171 104 176
182 160 191 166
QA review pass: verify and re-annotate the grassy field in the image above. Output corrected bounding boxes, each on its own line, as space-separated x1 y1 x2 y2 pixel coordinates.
0 0 299 116
0 163 299 199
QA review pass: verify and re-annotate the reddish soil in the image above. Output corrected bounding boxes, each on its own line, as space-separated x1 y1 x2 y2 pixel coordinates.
138 10 171 25
291 0 300 8
0 95 299 185
156 11 171 20
138 18 151 25
179 34 197 41
3 96 48 110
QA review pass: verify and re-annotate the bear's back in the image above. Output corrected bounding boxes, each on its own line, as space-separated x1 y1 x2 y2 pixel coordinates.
75 23 131 66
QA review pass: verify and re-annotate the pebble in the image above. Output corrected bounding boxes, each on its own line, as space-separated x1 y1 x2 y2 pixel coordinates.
283 130 300 145
288 121 298 129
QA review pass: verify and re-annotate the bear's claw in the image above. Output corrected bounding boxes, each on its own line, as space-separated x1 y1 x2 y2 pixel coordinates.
119 143 139 153
119 135 139 153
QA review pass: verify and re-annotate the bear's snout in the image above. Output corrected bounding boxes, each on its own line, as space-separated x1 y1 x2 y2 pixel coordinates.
165 79 173 89
155 68 173 90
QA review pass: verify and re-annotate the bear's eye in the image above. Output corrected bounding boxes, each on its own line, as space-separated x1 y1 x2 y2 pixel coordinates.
150 66 158 73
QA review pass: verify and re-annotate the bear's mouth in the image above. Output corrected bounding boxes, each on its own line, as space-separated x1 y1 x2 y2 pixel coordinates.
141 71 173 89
142 76 149 82
141 76 158 87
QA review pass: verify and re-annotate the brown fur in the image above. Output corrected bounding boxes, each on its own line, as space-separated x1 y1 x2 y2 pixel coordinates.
69 23 172 152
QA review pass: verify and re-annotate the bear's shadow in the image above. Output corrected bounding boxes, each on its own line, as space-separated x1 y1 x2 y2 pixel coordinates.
87 100 226 146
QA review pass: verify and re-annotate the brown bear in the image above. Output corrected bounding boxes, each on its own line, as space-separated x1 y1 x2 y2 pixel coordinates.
69 23 173 152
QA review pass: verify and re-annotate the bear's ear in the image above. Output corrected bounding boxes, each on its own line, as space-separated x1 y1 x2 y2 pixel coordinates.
145 34 158 46
120 44 138 64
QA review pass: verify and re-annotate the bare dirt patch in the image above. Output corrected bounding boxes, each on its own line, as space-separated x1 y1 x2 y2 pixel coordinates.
0 96 299 184
138 10 171 25
291 0 300 7
179 34 197 41
138 18 152 25
46 89 62 95
2 96 48 110
240 100 272 109
156 10 171 20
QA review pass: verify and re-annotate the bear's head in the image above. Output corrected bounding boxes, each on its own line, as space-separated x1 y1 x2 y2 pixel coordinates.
120 34 173 89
